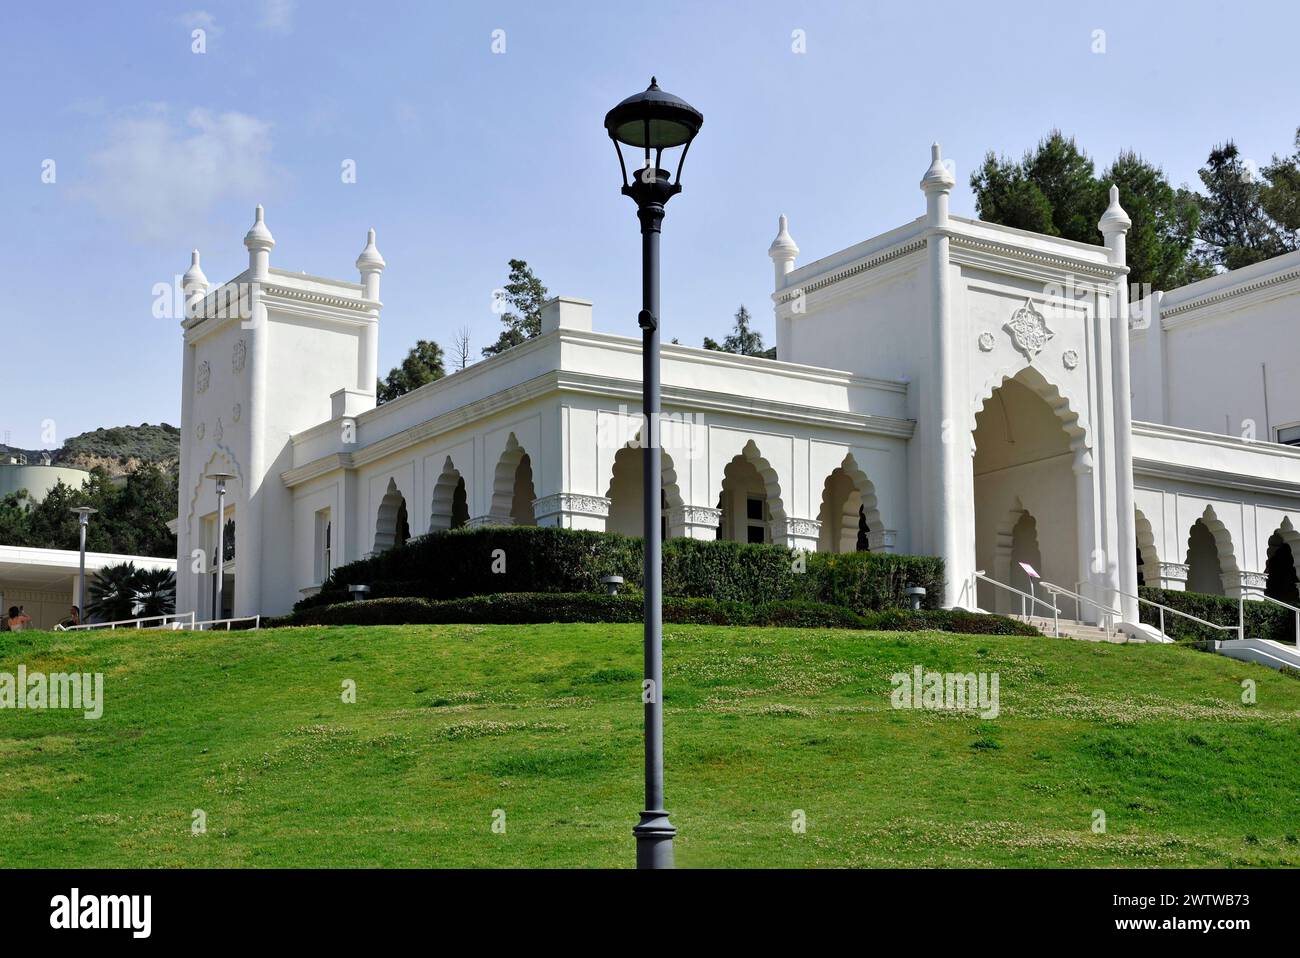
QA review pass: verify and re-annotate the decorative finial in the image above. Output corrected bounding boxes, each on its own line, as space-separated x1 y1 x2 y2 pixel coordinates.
356 227 386 272
768 213 799 260
920 142 956 193
183 249 209 291
649 76 659 89
243 204 275 251
1098 183 1131 233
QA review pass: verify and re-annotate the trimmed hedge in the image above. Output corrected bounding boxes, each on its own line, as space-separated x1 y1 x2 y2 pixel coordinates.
283 592 1038 635
295 526 945 615
1138 586 1296 645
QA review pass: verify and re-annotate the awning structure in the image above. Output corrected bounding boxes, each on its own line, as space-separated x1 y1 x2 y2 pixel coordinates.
0 546 176 629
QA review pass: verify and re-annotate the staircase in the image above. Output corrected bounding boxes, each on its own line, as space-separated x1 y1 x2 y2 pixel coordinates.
1010 615 1124 643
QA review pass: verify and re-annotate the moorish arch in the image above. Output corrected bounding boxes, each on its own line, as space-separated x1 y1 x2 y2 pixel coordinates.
429 456 469 532
816 453 885 553
1264 516 1300 605
715 439 787 544
373 477 410 552
604 440 684 538
973 368 1084 611
1134 509 1159 587
489 433 537 526
1184 505 1239 597
980 497 1045 614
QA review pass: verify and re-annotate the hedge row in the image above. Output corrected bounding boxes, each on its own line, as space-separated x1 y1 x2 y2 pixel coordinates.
281 592 1038 635
1138 586 1296 644
295 526 946 615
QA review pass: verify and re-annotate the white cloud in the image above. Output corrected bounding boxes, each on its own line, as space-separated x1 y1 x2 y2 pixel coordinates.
260 0 295 32
78 106 274 243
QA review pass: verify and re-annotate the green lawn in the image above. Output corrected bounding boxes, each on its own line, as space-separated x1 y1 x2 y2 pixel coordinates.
1 623 1298 868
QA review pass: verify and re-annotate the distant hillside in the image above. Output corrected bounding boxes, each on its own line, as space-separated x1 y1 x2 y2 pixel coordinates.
3 423 180 477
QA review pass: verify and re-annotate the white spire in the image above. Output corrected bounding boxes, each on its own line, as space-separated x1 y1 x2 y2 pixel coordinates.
243 204 275 252
767 214 799 261
1098 184 1132 234
919 142 955 193
355 228 386 272
182 249 209 293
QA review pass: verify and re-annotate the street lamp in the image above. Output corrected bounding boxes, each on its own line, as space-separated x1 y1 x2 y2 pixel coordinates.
209 473 235 621
69 506 97 623
605 77 703 869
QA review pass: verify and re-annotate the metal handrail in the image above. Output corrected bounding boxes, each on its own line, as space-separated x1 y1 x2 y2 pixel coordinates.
56 611 196 632
1040 582 1117 640
190 615 261 632
973 571 1059 637
1107 585 1241 641
1239 587 1300 646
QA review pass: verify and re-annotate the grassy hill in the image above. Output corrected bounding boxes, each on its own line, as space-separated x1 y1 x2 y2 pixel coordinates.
1 623 1298 868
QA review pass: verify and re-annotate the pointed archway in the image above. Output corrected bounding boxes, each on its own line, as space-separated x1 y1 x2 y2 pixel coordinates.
374 478 410 552
816 454 884 553
715 440 786 544
973 371 1081 612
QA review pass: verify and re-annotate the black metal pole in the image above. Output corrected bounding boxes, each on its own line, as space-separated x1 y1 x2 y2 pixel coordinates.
632 198 676 868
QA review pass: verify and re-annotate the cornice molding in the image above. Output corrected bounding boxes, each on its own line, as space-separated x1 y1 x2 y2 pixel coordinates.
775 238 926 303
1160 264 1300 324
949 234 1123 281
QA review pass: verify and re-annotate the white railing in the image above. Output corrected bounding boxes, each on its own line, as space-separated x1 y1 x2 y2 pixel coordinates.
972 571 1059 637
56 611 196 632
1239 588 1300 646
190 615 261 631
54 612 261 633
1040 582 1117 640
1107 585 1241 642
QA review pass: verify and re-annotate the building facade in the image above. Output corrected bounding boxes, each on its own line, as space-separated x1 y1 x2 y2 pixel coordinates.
174 147 1300 624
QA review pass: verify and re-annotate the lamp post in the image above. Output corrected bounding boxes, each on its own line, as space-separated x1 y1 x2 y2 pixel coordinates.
604 77 703 869
69 506 97 622
209 473 235 621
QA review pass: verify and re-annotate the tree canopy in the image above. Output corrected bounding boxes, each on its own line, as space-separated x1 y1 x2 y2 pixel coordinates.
482 259 549 357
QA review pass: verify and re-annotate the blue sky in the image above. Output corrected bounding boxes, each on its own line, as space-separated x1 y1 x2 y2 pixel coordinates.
2 0 1297 449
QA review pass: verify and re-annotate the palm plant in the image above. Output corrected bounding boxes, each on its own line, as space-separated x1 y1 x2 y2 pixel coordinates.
134 567 176 617
86 562 139 622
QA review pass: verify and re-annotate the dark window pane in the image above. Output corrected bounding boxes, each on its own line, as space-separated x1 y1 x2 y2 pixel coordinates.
746 497 763 521
747 526 765 545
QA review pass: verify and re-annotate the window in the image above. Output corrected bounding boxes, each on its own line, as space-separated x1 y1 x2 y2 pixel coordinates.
746 496 766 544
1277 424 1300 447
314 509 332 584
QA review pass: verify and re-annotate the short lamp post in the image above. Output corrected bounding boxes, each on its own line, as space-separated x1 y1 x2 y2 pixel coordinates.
604 77 703 869
209 473 235 621
69 506 97 622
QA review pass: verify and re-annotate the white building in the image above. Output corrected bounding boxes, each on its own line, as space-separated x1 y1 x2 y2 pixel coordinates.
0 546 176 629
174 147 1300 624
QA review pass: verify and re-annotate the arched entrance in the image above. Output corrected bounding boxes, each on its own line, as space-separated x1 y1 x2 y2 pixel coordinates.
605 445 680 539
973 373 1081 613
715 441 785 544
1183 506 1238 596
816 455 883 553
1265 522 1300 605
430 457 469 532
489 434 537 526
374 478 410 552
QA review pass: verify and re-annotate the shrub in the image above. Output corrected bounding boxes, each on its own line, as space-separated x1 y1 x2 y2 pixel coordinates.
285 592 1034 635
1138 586 1295 644
295 526 945 615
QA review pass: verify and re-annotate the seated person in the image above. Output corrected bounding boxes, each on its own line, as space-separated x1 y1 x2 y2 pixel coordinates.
2 606 32 631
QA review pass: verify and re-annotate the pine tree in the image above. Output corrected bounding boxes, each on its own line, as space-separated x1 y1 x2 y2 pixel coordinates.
377 340 446 405
482 259 549 357
704 305 768 357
